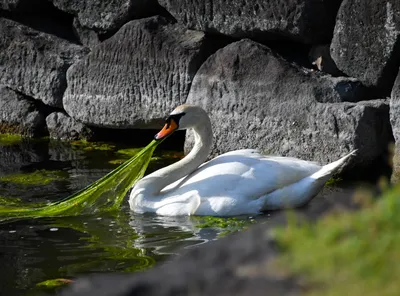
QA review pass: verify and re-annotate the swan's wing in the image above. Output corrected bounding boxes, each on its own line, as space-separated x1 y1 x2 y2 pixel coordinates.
167 151 322 201
154 190 201 216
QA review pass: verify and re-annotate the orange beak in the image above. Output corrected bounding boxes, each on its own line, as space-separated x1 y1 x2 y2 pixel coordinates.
155 119 178 140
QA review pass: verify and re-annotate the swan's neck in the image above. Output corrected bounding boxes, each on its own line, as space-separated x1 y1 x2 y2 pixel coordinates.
137 121 212 195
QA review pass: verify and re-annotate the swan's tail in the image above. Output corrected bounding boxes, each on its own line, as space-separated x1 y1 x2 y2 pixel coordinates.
310 149 357 182
260 150 357 211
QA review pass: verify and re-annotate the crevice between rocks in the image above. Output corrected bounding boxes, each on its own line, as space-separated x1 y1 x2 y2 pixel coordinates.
98 1 178 43
0 1 80 44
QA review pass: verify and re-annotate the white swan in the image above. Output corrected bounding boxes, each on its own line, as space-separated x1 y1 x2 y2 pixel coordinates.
129 104 356 217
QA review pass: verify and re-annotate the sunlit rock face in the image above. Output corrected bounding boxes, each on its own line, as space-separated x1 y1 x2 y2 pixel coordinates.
63 16 213 129
0 17 89 107
159 0 342 44
185 40 392 174
330 0 400 95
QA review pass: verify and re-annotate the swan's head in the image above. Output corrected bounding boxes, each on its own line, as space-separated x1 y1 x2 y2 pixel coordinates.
155 104 206 140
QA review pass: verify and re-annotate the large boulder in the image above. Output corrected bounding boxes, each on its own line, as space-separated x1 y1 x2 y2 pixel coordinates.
330 0 400 94
0 87 46 137
185 40 392 172
159 0 342 44
63 16 213 128
52 0 156 33
0 18 89 107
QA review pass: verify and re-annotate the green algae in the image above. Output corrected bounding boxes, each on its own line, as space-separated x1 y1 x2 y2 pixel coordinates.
194 216 255 237
0 133 23 146
0 140 160 221
273 184 400 296
0 170 67 186
36 278 73 289
71 140 116 152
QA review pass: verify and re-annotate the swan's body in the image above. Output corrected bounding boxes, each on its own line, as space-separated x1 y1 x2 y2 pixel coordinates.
129 105 355 217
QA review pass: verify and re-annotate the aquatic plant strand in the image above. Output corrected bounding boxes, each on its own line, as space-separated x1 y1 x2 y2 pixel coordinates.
0 140 160 221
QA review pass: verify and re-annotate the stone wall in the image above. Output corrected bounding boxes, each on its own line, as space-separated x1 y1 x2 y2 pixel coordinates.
1 0 399 174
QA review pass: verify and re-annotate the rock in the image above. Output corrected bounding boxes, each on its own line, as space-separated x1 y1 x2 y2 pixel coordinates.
52 0 156 33
64 16 212 128
72 18 101 48
0 18 89 107
0 0 19 10
330 0 400 94
390 69 400 182
390 69 400 142
0 0 47 11
159 0 342 44
0 87 46 137
46 112 94 141
185 40 392 173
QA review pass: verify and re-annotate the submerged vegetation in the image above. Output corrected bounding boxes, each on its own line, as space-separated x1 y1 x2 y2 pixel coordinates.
71 140 116 152
274 184 400 296
0 140 160 221
194 216 255 237
0 170 67 186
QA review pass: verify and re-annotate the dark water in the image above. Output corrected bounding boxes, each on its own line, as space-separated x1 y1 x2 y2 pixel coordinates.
0 138 261 296
0 137 369 296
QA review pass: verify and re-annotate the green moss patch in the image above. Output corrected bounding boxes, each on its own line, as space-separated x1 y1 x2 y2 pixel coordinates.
0 170 67 186
0 133 23 146
273 185 400 296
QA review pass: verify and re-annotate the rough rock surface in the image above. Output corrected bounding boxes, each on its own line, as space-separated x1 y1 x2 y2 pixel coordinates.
52 0 156 33
0 0 19 10
390 69 400 142
330 0 400 94
0 17 89 107
185 40 392 170
0 87 46 137
159 0 342 44
46 112 94 141
72 18 101 48
390 69 400 182
64 16 212 128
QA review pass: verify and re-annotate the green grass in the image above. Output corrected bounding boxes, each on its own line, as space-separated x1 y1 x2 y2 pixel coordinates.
273 184 400 296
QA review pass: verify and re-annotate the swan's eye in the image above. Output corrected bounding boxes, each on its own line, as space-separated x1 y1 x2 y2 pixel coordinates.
155 113 185 140
167 112 186 126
